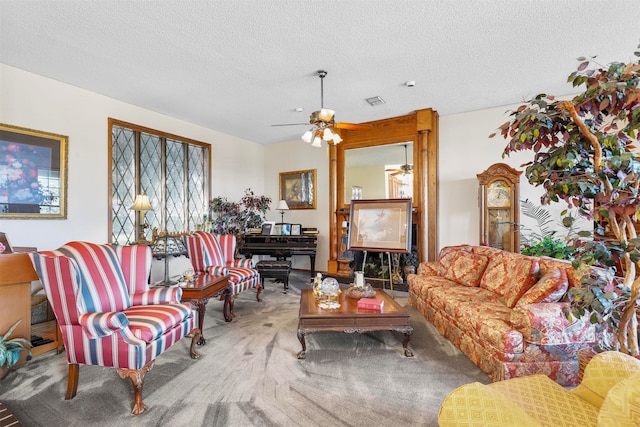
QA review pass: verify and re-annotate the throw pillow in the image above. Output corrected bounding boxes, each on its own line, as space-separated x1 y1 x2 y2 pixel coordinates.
502 257 540 308
438 250 489 287
481 251 539 307
516 268 569 307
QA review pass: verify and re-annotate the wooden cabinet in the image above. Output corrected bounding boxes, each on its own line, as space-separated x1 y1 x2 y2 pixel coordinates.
0 253 62 365
477 163 522 252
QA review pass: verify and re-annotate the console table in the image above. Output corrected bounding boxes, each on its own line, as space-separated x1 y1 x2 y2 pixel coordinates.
0 253 63 365
238 234 318 276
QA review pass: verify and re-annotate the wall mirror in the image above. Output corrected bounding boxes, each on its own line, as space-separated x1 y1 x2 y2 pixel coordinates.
344 142 414 204
327 108 440 276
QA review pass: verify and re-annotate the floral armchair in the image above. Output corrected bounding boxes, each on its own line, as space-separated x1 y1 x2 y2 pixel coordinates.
29 242 201 415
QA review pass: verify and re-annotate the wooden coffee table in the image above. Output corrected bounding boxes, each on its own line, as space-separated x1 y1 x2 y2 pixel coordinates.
297 288 414 359
179 274 229 345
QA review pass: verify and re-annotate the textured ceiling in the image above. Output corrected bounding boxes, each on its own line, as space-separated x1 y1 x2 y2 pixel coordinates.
1 0 639 145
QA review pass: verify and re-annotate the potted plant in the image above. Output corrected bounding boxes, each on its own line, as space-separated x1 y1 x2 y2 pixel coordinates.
0 319 32 380
492 47 640 356
209 188 272 235
401 250 419 277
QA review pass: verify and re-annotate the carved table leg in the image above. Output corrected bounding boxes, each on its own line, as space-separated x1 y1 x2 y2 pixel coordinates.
189 328 202 359
190 299 208 345
116 360 154 415
403 330 414 357
256 282 263 302
296 328 306 359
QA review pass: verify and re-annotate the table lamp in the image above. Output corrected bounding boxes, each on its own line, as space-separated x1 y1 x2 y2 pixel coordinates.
130 194 153 244
151 234 188 286
276 199 289 224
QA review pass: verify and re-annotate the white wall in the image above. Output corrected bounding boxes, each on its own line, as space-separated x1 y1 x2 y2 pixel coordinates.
0 64 265 251
263 141 330 271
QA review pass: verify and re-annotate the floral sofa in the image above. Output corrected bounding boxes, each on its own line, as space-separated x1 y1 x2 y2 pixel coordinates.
407 244 607 386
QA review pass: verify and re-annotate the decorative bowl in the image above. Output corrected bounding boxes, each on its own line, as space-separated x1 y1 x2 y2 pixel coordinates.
346 284 376 299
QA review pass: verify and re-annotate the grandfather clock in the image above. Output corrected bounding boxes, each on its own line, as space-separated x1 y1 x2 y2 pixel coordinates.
477 163 521 252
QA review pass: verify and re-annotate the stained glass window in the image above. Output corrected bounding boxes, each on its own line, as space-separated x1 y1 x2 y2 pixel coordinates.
110 119 210 244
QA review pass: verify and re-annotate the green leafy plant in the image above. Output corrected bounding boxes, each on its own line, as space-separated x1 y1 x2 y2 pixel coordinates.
492 47 640 356
521 236 575 260
209 188 272 235
0 320 32 370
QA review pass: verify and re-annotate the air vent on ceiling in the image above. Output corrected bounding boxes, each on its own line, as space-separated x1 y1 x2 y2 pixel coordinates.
365 96 385 106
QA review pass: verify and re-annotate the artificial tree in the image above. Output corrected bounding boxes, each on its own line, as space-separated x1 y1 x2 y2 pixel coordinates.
209 188 272 235
492 48 640 356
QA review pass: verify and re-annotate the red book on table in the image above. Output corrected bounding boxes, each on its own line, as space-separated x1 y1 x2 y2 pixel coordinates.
357 298 384 311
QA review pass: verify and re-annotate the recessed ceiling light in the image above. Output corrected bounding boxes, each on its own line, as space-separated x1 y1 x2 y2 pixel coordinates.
295 107 304 112
365 96 385 106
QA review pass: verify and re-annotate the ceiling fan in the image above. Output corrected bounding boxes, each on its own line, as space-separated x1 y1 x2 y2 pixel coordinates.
272 70 371 146
386 144 413 176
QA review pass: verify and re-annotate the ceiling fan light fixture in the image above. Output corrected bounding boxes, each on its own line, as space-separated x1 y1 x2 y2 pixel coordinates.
332 133 342 144
302 130 313 143
318 108 335 122
323 128 334 140
311 136 322 147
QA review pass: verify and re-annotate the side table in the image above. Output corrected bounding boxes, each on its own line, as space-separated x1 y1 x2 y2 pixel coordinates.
179 275 229 345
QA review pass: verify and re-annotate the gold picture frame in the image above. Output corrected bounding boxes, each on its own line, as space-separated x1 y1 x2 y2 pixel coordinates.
279 169 316 210
0 123 68 219
347 198 412 253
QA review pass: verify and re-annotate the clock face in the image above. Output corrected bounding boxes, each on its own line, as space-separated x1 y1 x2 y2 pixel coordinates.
487 181 511 207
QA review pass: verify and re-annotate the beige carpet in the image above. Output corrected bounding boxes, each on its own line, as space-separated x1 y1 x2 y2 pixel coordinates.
0 274 490 426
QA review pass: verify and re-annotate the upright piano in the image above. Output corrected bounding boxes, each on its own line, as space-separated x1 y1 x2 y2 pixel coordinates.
238 234 318 276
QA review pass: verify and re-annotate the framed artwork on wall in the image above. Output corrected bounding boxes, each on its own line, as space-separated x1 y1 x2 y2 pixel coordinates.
347 198 412 253
279 169 316 209
0 123 69 219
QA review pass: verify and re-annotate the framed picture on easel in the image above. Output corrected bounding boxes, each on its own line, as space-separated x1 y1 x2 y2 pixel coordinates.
347 199 412 253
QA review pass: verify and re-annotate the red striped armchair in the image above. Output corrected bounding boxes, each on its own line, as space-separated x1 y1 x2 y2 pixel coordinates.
29 242 201 415
183 231 261 321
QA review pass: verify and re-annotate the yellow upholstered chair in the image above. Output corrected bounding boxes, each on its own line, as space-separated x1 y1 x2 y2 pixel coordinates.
438 351 640 427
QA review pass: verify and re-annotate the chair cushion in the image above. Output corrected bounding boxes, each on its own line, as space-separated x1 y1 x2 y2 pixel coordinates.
489 374 599 425
438 382 540 427
598 371 640 426
124 303 193 343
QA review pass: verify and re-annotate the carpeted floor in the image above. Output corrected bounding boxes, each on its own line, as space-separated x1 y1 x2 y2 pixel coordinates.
0 271 490 426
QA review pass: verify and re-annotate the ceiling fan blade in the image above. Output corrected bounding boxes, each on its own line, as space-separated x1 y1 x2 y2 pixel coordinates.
334 122 372 131
271 123 309 127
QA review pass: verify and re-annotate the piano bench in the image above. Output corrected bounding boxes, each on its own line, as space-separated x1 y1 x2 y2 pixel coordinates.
256 260 292 293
